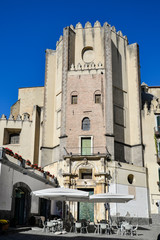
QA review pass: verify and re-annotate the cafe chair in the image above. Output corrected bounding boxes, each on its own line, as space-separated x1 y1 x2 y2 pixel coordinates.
124 224 133 236
100 223 108 234
46 221 54 233
75 222 82 233
132 224 138 235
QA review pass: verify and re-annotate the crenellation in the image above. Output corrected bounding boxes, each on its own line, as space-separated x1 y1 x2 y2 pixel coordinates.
75 22 82 29
16 114 22 121
70 62 102 71
84 21 92 28
111 26 116 32
94 21 101 28
1 114 6 120
8 114 14 120
117 30 123 37
77 63 82 70
103 22 111 27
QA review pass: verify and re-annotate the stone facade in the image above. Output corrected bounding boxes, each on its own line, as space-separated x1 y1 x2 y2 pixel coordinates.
0 21 154 224
141 83 160 224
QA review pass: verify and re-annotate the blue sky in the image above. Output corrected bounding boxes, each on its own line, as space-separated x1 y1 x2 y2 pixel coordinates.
0 0 160 117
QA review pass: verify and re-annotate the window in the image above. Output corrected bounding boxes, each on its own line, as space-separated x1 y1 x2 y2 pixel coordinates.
157 116 160 133
9 133 20 144
3 128 21 145
95 94 101 103
71 95 77 104
82 118 90 131
128 174 134 184
81 172 92 179
81 137 91 155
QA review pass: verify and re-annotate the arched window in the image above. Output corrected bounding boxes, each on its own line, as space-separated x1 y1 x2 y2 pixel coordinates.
82 117 90 131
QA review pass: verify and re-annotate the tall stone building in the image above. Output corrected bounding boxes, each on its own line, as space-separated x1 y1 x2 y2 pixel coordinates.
41 21 149 223
0 21 150 224
141 83 160 223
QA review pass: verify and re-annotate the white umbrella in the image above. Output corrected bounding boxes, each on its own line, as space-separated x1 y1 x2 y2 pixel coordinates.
31 187 89 202
89 193 134 203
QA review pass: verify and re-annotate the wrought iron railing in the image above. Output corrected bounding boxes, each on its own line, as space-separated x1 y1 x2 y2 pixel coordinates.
64 147 108 156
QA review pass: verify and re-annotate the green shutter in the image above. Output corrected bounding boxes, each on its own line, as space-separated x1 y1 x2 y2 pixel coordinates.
81 138 91 155
157 116 160 133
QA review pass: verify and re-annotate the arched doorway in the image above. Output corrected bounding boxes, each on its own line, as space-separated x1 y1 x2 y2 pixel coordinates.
12 182 31 225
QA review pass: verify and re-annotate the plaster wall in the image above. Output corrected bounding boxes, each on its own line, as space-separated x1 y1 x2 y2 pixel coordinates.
0 119 35 162
0 163 52 214
142 102 160 215
18 87 44 120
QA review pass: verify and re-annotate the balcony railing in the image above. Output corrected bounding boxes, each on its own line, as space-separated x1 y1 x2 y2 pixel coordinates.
64 147 108 157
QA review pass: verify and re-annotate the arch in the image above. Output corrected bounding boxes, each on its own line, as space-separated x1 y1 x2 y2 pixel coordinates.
82 117 90 131
72 161 98 175
11 182 31 225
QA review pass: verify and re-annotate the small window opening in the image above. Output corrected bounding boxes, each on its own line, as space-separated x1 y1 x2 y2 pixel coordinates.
79 169 92 179
71 95 77 104
128 174 134 184
95 94 101 103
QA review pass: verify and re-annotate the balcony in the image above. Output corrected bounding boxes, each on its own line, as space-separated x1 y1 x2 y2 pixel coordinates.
64 147 111 160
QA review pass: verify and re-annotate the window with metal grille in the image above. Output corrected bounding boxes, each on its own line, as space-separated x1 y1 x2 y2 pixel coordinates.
82 118 90 131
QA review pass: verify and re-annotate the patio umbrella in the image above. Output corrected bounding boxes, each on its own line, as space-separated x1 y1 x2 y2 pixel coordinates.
31 187 89 202
89 193 134 203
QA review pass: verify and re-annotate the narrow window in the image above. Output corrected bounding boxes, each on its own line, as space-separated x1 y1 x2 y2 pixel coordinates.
82 117 90 131
157 116 160 133
95 94 101 103
81 137 91 155
71 95 77 104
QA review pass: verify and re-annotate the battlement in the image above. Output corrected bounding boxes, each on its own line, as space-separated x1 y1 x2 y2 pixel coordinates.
0 113 31 122
55 21 128 48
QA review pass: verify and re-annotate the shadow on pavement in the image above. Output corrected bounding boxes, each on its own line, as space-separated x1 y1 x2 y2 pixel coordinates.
0 232 136 240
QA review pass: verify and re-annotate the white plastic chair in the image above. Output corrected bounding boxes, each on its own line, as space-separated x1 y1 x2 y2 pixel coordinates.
75 222 82 233
124 224 133 236
46 221 54 233
100 223 108 234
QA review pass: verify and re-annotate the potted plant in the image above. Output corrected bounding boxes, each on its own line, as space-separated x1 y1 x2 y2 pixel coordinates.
5 148 14 156
26 160 31 166
0 219 9 232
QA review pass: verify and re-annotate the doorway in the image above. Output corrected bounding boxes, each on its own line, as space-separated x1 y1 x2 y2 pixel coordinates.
12 183 31 225
78 188 94 222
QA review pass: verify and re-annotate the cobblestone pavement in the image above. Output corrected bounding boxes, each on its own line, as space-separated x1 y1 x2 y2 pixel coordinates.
0 225 160 240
